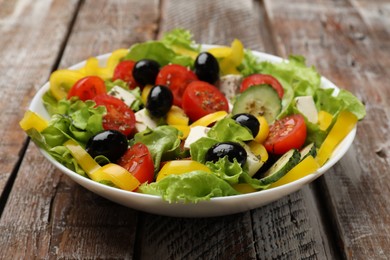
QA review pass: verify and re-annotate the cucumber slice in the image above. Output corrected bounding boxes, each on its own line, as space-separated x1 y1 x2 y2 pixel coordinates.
258 149 300 185
232 85 281 123
299 143 317 160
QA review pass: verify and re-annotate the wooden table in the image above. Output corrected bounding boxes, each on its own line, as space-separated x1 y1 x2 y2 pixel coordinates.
1 0 389 259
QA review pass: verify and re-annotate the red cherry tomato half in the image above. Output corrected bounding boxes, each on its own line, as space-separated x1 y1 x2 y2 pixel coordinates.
93 94 136 137
240 74 284 98
113 60 138 89
117 143 154 184
155 64 198 107
67 76 106 101
182 81 229 122
264 114 307 155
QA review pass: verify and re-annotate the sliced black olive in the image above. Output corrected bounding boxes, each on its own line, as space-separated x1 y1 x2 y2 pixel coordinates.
132 59 160 86
146 85 173 117
205 141 247 166
194 52 220 84
232 113 260 137
86 130 128 162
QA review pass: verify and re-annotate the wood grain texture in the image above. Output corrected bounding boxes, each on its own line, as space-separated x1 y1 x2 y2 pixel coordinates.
0 0 79 198
0 0 159 258
264 0 390 258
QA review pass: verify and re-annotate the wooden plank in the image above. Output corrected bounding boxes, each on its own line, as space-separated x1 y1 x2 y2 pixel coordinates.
0 0 160 258
137 0 334 259
0 0 77 197
264 0 390 258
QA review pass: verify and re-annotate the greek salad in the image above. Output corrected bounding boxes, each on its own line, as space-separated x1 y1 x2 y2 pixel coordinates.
20 29 366 203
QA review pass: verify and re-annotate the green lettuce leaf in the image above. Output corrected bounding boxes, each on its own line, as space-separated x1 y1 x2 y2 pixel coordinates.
207 117 253 142
161 28 199 52
190 117 253 163
138 170 239 203
124 42 194 68
134 126 182 172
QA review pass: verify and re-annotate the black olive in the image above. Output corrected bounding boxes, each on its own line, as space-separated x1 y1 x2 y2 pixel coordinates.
132 59 160 86
86 130 128 162
232 113 260 137
205 141 247 166
146 85 173 117
194 52 220 84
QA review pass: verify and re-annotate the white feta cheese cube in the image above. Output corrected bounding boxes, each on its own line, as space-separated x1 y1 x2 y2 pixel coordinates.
108 86 137 107
184 126 210 149
135 108 158 133
295 96 318 124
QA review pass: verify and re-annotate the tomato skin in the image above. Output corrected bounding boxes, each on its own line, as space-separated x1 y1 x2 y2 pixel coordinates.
182 81 229 122
155 64 198 107
112 60 138 89
264 114 307 155
117 143 154 184
93 94 136 137
240 74 284 98
67 76 106 101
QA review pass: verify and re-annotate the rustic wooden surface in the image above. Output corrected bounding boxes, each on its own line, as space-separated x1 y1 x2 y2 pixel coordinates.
0 0 388 259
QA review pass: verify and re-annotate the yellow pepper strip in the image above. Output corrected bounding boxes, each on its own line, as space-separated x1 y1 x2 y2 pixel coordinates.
316 110 358 166
247 141 268 163
105 48 129 71
49 70 85 100
64 139 140 191
95 48 129 80
156 160 211 181
49 49 129 101
167 105 189 126
190 111 228 127
269 155 319 188
171 46 199 60
254 116 269 144
207 46 232 58
170 125 190 139
78 57 100 76
318 110 333 131
207 39 244 75
92 163 140 191
232 183 257 194
141 84 153 104
19 110 49 132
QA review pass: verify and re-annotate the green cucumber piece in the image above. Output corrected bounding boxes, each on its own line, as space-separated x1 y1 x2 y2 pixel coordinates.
299 143 317 160
232 85 281 123
259 149 300 185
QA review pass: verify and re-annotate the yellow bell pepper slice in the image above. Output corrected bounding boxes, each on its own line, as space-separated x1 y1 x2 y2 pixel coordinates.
141 84 153 104
207 46 232 58
49 70 85 100
166 105 189 126
78 57 100 76
106 48 129 70
318 110 333 131
190 111 228 127
171 46 199 60
269 156 319 188
170 125 190 139
97 48 129 79
156 160 211 181
316 110 358 166
247 141 268 163
64 139 140 191
254 116 269 144
92 163 140 191
19 110 49 132
232 183 257 194
207 39 244 75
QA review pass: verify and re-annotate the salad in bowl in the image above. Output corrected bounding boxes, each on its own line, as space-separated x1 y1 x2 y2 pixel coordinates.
20 29 365 216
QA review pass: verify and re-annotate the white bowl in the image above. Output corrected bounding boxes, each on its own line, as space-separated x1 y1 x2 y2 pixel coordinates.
28 47 356 217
